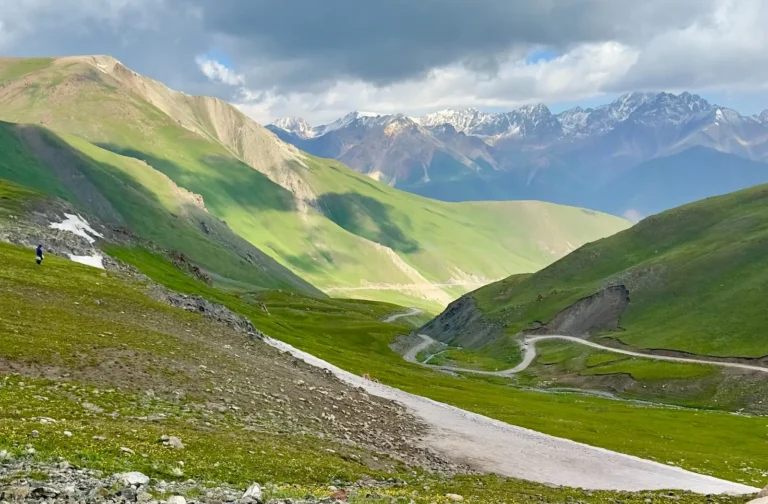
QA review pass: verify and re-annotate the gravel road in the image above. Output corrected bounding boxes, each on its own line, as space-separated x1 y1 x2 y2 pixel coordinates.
405 334 768 376
264 335 757 494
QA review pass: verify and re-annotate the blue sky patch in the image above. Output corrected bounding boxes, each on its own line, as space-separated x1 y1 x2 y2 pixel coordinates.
525 48 561 64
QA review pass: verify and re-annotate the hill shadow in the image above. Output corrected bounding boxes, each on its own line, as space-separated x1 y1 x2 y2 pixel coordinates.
316 192 420 253
95 144 297 213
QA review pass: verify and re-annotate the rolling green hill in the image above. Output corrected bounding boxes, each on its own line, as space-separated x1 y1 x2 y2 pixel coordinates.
421 184 768 408
0 55 628 312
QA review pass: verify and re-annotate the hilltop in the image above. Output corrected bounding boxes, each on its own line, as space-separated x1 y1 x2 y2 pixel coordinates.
0 56 627 312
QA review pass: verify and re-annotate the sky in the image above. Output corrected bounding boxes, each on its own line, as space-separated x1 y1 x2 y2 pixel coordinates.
1 0 768 125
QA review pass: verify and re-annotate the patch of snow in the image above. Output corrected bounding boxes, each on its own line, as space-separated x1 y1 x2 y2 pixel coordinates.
69 254 104 269
49 214 103 244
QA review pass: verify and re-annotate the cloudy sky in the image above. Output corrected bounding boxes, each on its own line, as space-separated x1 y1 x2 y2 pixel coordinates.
1 0 767 125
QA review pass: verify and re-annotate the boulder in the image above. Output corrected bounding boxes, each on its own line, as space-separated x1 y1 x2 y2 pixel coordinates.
241 482 263 503
116 472 150 487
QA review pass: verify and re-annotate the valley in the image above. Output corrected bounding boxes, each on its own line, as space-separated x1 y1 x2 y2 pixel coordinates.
0 56 626 313
1 52 768 503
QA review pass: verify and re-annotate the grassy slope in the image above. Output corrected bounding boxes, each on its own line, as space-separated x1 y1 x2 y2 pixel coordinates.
0 121 319 295
471 183 768 357
109 244 768 489
0 56 628 311
0 237 736 503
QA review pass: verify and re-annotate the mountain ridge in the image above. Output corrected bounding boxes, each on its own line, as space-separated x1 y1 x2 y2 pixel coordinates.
270 92 768 217
0 55 628 312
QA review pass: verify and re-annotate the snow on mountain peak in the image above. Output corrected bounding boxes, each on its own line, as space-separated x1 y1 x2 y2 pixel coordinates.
271 117 315 139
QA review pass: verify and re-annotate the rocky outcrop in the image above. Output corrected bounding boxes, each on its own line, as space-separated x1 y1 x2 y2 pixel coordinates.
161 292 265 340
419 295 505 348
526 285 630 337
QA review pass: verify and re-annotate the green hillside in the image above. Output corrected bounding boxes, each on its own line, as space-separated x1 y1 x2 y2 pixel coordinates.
0 55 628 312
0 236 762 500
0 121 321 295
420 184 768 408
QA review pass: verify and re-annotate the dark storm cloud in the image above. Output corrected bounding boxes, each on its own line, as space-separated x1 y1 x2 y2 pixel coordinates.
181 0 715 89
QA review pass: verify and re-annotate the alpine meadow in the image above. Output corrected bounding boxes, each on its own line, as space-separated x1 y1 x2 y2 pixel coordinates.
2 2 768 502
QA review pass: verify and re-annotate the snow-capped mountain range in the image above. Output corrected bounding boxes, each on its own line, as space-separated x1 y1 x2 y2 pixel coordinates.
273 92 768 143
267 92 768 217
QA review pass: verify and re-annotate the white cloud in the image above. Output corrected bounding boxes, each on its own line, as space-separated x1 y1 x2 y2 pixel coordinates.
235 42 639 124
622 209 644 224
195 55 244 86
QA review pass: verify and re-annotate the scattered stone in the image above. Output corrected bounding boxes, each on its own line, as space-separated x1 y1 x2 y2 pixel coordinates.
330 488 349 501
748 498 768 504
759 485 768 498
120 447 136 455
241 482 263 503
167 496 187 504
63 430 73 437
93 435 107 441
30 430 39 438
445 493 464 502
137 491 154 502
161 435 184 450
116 471 150 487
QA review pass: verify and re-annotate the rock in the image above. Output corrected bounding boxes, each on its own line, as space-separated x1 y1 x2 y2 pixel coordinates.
445 494 464 502
138 491 154 502
93 435 107 441
121 446 136 455
759 485 768 498
64 430 73 437
330 488 349 501
8 485 30 500
30 430 39 438
116 471 150 487
748 498 768 504
166 436 184 450
241 482 263 503
31 486 60 499
167 496 187 504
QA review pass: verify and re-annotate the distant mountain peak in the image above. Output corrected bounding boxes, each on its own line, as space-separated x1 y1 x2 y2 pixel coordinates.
271 117 315 139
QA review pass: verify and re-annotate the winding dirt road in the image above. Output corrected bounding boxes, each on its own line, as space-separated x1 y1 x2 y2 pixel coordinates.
405 334 768 376
382 307 423 323
265 335 758 494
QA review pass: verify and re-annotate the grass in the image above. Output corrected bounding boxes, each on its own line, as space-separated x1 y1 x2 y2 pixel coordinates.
0 242 739 503
582 359 718 381
0 58 54 84
0 56 628 311
471 183 768 358
108 244 768 488
0 122 320 296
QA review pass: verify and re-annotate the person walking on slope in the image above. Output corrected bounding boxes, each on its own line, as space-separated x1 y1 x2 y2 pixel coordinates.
35 244 44 265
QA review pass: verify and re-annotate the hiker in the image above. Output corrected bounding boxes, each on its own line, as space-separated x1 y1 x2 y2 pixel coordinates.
36 244 44 265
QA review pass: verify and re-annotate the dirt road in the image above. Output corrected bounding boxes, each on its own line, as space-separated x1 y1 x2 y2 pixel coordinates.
264 335 757 494
405 334 768 376
382 307 423 323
